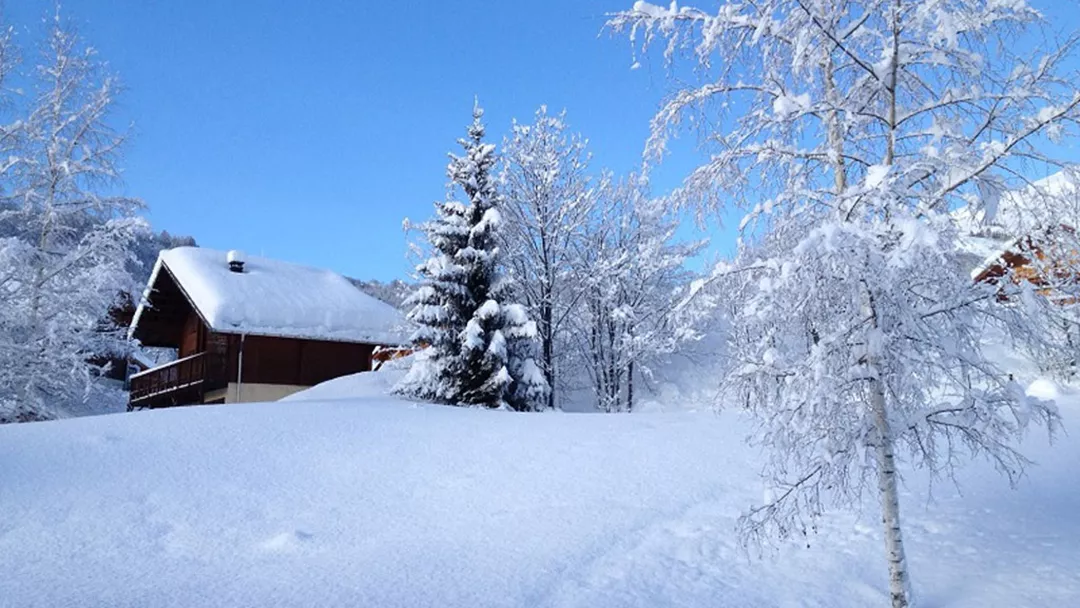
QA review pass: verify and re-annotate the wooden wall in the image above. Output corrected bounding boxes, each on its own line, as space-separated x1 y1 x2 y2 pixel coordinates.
170 312 376 388
219 333 375 387
179 312 205 358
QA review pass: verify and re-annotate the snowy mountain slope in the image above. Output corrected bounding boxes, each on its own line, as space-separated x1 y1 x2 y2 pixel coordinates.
964 171 1080 235
955 170 1080 271
0 385 1077 607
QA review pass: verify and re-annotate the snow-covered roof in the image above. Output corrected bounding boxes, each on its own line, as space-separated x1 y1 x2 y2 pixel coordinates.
968 236 1023 281
131 247 409 345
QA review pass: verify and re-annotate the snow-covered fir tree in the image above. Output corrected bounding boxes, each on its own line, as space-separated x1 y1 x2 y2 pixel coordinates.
0 11 146 422
611 1 1077 605
499 106 595 409
397 102 549 411
397 192 470 404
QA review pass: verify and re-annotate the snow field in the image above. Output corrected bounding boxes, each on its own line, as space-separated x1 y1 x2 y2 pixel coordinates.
0 382 1077 607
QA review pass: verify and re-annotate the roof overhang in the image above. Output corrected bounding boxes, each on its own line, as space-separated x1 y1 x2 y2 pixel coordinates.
129 260 206 348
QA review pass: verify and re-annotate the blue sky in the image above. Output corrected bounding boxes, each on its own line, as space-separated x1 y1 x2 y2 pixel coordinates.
5 1 1079 281
6 0 702 281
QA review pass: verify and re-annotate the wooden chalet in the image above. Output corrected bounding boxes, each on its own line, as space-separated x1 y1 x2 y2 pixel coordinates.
128 247 408 409
972 224 1080 303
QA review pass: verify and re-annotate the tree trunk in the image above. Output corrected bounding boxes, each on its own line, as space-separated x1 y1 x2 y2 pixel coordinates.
868 5 910 601
863 284 912 608
541 298 555 409
589 299 608 412
607 317 619 411
1063 319 1076 378
21 213 55 418
870 377 912 608
626 359 634 412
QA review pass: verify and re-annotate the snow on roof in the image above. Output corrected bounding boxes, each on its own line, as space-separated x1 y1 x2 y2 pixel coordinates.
132 247 409 345
968 236 1023 281
957 234 1008 262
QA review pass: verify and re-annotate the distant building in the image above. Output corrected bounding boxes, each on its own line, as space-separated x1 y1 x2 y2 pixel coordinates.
127 247 408 409
971 224 1080 304
961 171 1080 303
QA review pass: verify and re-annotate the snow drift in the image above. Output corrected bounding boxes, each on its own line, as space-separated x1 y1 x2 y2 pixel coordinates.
0 384 1077 607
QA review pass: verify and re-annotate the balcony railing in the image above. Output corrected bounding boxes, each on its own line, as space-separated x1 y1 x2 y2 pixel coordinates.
129 351 228 409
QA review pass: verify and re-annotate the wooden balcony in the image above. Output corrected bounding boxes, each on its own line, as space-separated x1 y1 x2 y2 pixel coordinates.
128 351 228 410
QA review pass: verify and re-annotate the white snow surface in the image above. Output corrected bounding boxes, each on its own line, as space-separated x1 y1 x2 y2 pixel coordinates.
283 357 412 402
132 247 409 345
1 375 1078 606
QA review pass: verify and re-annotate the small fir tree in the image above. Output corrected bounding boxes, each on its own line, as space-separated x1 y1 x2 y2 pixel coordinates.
397 102 548 410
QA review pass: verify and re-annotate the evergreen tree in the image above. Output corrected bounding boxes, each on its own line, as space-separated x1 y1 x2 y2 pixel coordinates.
397 102 548 410
397 197 470 405
502 302 548 412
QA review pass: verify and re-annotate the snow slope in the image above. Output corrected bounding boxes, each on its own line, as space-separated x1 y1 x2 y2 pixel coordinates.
0 390 1077 606
283 357 411 402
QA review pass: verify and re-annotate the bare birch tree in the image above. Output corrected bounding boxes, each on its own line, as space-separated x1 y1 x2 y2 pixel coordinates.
610 1 1078 605
571 175 705 412
0 11 145 421
499 106 594 409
